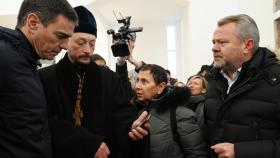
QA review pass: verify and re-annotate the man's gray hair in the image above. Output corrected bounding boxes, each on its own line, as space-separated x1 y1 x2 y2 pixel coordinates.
218 14 259 53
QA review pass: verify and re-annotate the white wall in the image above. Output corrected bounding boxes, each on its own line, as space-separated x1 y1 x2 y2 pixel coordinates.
0 15 17 28
108 19 187 81
112 0 275 82
184 0 274 79
0 0 275 83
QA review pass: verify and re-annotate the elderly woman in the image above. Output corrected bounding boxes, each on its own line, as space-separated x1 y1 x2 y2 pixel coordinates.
132 64 207 158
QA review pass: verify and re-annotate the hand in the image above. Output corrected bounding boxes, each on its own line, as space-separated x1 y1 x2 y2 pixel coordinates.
127 40 134 56
93 142 110 158
211 142 235 158
127 56 142 69
126 51 133 62
126 40 139 67
128 111 151 141
117 56 127 65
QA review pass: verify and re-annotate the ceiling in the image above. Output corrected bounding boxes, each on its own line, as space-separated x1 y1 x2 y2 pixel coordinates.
87 0 188 26
0 0 188 28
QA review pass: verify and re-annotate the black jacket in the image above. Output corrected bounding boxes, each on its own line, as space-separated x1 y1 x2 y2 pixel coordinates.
39 55 136 158
0 26 51 157
116 61 135 101
205 47 280 158
186 95 206 133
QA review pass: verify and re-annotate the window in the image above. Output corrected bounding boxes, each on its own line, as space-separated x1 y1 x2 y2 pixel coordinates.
167 26 176 76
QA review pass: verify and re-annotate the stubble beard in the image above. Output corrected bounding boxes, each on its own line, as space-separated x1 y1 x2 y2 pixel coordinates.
213 60 225 69
214 60 233 72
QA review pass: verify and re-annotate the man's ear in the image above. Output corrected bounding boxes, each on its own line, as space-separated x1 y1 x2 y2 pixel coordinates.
243 39 254 55
26 13 41 33
157 82 167 94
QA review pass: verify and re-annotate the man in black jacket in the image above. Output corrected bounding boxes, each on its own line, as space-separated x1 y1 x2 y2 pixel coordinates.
39 6 149 158
0 0 78 157
205 14 280 158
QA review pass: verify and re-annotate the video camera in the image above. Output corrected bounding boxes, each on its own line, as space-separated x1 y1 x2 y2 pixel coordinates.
107 14 143 57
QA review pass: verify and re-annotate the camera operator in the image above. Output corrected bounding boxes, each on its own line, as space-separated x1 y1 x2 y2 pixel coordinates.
115 32 145 101
107 15 144 100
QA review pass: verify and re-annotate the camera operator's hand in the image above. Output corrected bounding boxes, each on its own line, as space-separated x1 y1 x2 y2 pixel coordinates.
116 39 137 66
117 56 127 65
127 56 142 69
127 39 135 54
126 40 143 69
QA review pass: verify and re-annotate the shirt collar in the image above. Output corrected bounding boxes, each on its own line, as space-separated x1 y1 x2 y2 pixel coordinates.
220 67 242 82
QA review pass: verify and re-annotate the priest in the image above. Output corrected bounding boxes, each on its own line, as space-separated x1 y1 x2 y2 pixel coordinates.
39 6 148 158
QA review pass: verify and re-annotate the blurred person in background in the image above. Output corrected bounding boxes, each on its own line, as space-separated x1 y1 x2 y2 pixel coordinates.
187 75 207 97
186 75 208 132
91 53 108 68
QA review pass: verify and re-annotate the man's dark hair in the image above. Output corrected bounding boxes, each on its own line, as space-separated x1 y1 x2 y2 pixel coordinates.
200 65 211 72
141 64 168 85
165 69 171 75
91 54 106 64
197 64 211 75
17 0 78 28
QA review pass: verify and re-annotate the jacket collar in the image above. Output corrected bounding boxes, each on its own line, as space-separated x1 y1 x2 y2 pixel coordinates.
16 28 41 68
188 95 205 104
0 26 41 68
135 86 191 113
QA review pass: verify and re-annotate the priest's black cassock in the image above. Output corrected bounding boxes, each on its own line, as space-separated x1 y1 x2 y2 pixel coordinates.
39 54 136 158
